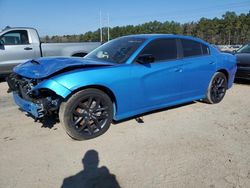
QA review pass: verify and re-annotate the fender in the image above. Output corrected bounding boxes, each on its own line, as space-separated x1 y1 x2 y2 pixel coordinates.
32 79 72 98
33 76 119 119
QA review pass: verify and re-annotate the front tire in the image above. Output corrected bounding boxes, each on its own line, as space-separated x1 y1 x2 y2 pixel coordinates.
204 72 227 104
59 89 113 140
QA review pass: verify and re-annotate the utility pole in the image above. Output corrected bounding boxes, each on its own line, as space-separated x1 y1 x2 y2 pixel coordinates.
99 10 102 43
107 12 110 41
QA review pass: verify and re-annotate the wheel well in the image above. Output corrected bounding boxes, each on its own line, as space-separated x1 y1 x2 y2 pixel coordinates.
217 69 229 81
72 52 87 57
68 85 117 113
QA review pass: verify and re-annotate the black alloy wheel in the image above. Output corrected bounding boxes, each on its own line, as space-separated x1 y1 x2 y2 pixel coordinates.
204 72 228 104
59 89 113 140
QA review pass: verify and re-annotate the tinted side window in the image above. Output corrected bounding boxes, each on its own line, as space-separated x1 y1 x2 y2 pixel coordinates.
141 38 177 62
0 30 29 45
181 39 202 57
201 44 210 55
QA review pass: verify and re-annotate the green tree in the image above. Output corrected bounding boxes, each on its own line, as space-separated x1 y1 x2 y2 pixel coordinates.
45 11 250 45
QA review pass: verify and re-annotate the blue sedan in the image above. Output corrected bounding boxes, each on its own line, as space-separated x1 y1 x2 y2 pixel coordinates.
7 34 237 140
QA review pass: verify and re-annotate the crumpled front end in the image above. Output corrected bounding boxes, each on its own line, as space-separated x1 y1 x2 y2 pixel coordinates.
13 92 44 118
7 73 62 119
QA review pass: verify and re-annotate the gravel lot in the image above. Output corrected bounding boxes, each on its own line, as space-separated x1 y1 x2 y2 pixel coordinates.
0 81 250 188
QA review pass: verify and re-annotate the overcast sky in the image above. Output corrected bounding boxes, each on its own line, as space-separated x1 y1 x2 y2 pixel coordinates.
0 0 249 36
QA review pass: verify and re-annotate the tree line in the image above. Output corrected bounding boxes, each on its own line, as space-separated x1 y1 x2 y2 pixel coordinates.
41 11 250 45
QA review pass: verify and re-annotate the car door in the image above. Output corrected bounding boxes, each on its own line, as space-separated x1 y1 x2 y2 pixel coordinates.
0 30 37 74
131 38 184 109
179 39 216 98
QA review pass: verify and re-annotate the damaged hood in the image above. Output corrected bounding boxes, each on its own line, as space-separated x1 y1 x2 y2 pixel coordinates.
14 57 115 79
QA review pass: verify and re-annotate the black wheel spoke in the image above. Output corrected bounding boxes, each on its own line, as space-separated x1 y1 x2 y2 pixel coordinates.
74 117 83 125
79 102 87 109
87 97 93 107
73 111 82 117
95 123 102 130
91 98 101 111
216 77 221 85
92 116 102 130
97 113 108 120
86 123 94 135
94 106 108 112
77 121 88 132
211 90 217 101
218 78 224 87
218 88 225 94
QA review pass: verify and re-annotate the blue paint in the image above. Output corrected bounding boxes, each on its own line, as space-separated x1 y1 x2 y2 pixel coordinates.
13 34 237 121
13 92 43 118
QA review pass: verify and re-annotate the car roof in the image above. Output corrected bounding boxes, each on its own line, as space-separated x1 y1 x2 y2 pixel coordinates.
122 34 208 45
0 27 38 35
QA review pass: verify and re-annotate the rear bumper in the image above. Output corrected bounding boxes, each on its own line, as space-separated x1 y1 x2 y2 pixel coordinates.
227 64 237 89
13 92 44 118
235 67 250 80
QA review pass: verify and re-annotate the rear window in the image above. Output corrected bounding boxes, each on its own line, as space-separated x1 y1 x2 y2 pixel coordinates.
181 39 202 57
201 44 210 55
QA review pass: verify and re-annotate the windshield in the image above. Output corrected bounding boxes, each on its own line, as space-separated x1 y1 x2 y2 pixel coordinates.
237 44 250 53
85 37 146 64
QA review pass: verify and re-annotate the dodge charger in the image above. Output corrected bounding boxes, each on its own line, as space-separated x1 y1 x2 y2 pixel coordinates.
7 34 237 140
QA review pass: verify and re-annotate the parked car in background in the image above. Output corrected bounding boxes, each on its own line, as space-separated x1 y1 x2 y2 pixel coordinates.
7 34 237 140
234 43 250 80
217 44 242 53
0 27 100 77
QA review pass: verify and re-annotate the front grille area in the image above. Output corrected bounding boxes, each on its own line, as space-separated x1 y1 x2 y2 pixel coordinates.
7 73 37 101
7 73 61 119
6 73 21 93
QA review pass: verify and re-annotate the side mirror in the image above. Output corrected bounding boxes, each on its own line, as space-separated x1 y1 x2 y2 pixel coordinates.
136 54 155 64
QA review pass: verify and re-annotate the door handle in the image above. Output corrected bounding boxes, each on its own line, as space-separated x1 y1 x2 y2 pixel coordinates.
24 47 33 50
209 61 215 65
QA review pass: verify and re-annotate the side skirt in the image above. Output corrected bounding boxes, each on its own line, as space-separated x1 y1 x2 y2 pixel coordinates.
113 95 205 121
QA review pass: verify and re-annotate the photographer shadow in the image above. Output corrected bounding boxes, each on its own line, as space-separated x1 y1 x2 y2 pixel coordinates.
61 150 120 188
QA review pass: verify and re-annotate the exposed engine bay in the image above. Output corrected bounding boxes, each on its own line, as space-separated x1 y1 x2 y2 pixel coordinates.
7 73 61 119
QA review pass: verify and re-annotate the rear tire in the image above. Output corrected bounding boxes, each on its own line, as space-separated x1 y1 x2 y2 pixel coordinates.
59 89 113 140
204 72 227 104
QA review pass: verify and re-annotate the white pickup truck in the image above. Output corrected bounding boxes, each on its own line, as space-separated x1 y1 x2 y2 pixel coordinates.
0 27 101 77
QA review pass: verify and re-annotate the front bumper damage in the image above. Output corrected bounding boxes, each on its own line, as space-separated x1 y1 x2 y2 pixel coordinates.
7 73 61 119
13 92 44 118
